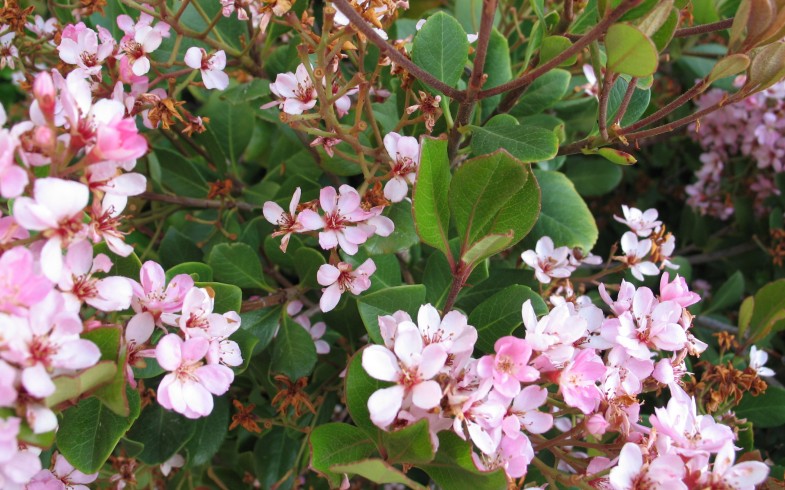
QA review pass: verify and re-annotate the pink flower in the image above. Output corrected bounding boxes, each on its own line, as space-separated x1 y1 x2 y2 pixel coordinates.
659 272 700 307
28 452 98 490
701 441 769 490
558 349 605 414
267 63 318 115
177 287 241 340
184 48 229 91
614 205 662 237
749 346 775 377
120 25 163 76
155 334 235 419
298 185 374 255
58 240 133 312
362 329 447 429
383 132 419 202
619 232 659 281
88 101 149 163
316 259 375 312
13 178 89 282
0 247 52 315
124 312 155 387
522 299 588 365
477 336 539 398
412 304 477 358
0 417 42 488
609 443 686 490
263 187 305 252
294 315 330 354
57 23 115 77
160 453 185 477
472 434 534 479
131 261 194 324
502 385 553 435
521 237 575 284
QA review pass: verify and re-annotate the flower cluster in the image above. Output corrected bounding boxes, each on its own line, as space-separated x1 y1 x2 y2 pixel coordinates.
687 79 785 219
360 274 769 486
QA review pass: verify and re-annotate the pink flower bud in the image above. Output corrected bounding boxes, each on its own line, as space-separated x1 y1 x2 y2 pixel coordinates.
33 72 55 118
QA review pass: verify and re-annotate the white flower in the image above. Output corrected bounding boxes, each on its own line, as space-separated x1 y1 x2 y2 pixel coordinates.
614 205 662 238
749 346 775 377
521 237 574 284
619 232 659 281
184 48 229 90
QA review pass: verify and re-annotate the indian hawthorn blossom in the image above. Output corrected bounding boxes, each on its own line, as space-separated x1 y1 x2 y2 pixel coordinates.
184 48 229 91
383 132 419 202
316 259 376 313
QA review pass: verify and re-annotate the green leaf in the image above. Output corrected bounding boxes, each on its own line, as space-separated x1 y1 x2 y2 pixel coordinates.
650 7 679 51
423 251 453 309
735 386 785 427
294 248 326 288
530 170 598 251
411 12 471 88
331 459 427 490
45 362 117 409
512 69 571 117
271 313 317 380
564 155 623 196
708 54 751 84
154 148 210 198
469 125 559 162
344 349 386 434
184 396 229 466
704 271 745 314
748 279 785 341
364 201 420 254
82 327 130 416
413 138 452 256
605 23 659 77
470 285 547 352
605 77 651 126
241 306 282 352
739 296 755 337
538 36 577 67
126 403 197 465
310 423 378 487
420 432 508 490
357 285 427 344
194 281 242 314
165 262 214 283
208 243 270 290
253 427 302 489
481 29 513 116
200 91 255 166
382 419 436 465
57 387 141 474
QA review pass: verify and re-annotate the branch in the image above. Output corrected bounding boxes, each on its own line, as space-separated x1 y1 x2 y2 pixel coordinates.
330 0 465 100
673 18 734 38
477 0 645 100
140 191 260 212
621 79 707 133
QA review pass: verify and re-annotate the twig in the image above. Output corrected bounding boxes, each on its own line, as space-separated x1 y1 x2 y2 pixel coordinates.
330 0 465 100
695 316 738 333
477 0 645 100
140 191 260 212
622 80 707 133
673 18 734 38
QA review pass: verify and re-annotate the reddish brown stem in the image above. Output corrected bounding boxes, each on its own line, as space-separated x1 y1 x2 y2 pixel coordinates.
673 18 734 38
622 79 707 133
140 191 260 212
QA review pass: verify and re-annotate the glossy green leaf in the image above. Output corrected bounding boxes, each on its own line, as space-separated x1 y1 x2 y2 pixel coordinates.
704 271 745 314
271 313 317 380
748 279 785 341
240 306 281 353
469 125 559 162
310 423 377 486
411 12 471 88
538 36 577 66
165 262 214 283
127 402 197 465
605 23 659 77
208 243 270 291
531 170 598 251
331 459 427 490
512 69 571 117
294 247 326 288
420 432 508 490
184 396 229 466
344 349 386 434
382 419 435 464
82 327 130 416
735 386 785 427
564 155 624 196
57 387 141 473
413 138 452 256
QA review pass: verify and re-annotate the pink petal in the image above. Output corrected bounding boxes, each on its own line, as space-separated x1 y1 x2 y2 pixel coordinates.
367 385 404 428
362 345 401 382
155 334 183 371
412 380 442 409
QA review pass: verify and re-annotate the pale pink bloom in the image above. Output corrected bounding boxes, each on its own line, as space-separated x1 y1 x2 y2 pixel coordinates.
578 64 599 98
310 135 342 157
521 237 575 284
160 453 185 477
177 287 241 340
0 111 30 199
59 241 133 311
294 315 330 354
614 205 661 237
263 187 305 252
124 312 155 387
120 25 163 76
117 11 171 40
412 304 477 358
608 443 687 490
29 452 98 490
659 272 700 307
619 232 659 281
130 261 194 324
13 178 90 283
502 385 553 435
362 329 447 429
378 310 415 349
749 346 775 377
602 346 654 397
599 280 637 316
0 247 53 315
0 32 18 70
363 205 395 238
383 132 419 202
0 417 42 488
207 337 243 368
701 441 769 490
0 360 17 406
454 391 505 455
317 259 376 312
184 48 229 91
332 83 357 118
585 413 610 436
27 15 58 39
57 23 114 77
155 334 234 419
221 0 250 20
87 100 148 163
87 195 134 257
522 300 586 365
559 348 605 414
2 292 100 399
650 384 734 456
477 336 539 398
266 64 317 114
298 185 374 255
472 433 534 479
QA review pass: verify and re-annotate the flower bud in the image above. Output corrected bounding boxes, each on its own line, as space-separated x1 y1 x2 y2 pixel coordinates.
33 72 55 118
